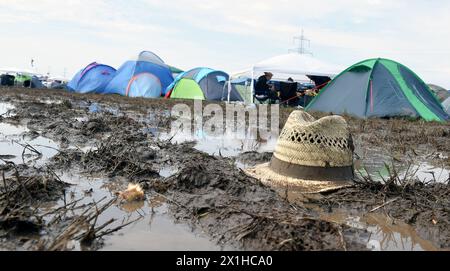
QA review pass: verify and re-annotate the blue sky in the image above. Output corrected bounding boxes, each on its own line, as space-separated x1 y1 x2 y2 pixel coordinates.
0 0 449 88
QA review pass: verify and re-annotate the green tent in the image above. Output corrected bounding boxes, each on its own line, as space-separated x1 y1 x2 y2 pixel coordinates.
307 58 449 122
170 78 205 100
165 67 243 102
14 74 31 85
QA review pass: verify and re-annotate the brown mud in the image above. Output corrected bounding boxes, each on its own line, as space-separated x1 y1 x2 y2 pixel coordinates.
0 87 449 251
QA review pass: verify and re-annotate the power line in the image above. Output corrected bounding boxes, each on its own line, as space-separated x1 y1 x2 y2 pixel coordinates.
289 28 313 55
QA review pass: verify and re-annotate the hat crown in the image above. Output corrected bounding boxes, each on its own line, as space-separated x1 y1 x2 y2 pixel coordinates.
273 111 353 168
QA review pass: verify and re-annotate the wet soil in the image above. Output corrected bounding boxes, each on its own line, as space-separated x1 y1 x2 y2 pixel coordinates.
0 87 449 251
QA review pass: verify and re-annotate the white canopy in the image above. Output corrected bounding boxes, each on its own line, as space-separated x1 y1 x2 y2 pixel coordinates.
232 53 344 82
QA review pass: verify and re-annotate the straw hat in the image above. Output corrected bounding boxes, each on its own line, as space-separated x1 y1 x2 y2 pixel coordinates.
245 111 355 194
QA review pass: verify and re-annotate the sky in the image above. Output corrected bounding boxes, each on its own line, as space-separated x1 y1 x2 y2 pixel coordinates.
0 0 449 88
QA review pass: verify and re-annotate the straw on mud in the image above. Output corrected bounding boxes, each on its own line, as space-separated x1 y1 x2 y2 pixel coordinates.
1 170 8 200
338 226 347 251
93 217 142 240
41 197 87 216
6 161 33 200
35 144 62 153
46 197 132 250
369 197 400 213
12 140 42 156
151 191 185 209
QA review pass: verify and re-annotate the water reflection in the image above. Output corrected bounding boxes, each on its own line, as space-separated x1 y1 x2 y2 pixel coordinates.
159 129 277 157
0 123 59 166
0 103 15 116
321 211 440 251
54 172 227 251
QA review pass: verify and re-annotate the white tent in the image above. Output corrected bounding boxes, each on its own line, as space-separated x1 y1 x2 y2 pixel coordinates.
232 53 344 82
229 53 345 103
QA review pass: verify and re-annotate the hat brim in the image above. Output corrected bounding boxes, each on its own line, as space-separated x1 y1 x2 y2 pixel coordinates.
244 163 354 194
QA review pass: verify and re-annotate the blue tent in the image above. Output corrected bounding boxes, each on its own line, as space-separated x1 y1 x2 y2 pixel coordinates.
104 51 174 98
68 62 116 94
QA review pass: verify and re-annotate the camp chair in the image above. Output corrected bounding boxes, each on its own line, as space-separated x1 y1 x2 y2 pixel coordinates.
253 79 278 104
254 94 270 104
279 82 299 107
254 93 280 104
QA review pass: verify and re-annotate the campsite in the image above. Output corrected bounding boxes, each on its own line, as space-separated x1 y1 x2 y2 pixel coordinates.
1 1 450 253
0 84 449 251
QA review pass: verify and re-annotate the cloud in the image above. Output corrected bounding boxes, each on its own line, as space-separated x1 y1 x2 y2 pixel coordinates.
0 0 449 87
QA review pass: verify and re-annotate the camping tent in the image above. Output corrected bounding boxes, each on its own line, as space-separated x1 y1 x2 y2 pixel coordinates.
45 76 69 89
26 76 45 88
307 58 449 122
231 53 344 103
14 74 45 88
68 62 116 94
428 84 450 102
443 97 450 115
169 65 184 76
232 53 343 81
166 68 243 102
104 51 174 98
0 74 15 86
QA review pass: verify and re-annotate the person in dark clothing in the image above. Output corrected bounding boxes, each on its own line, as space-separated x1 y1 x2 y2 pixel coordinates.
255 72 278 102
280 78 299 107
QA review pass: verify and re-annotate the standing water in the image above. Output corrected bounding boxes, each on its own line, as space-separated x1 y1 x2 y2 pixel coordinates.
54 172 230 251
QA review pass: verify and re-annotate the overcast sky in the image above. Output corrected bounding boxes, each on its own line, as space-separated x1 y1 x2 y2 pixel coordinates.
0 0 449 88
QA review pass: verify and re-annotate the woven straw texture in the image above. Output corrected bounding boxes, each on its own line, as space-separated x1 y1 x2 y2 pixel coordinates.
274 111 353 167
243 110 355 194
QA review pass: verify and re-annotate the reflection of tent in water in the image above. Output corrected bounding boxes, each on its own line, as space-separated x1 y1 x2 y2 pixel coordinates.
307 58 449 122
443 97 450 115
68 62 116 94
428 84 450 102
165 68 243 102
104 51 174 98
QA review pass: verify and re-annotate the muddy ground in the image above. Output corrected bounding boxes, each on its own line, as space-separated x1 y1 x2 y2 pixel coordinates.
0 87 449 251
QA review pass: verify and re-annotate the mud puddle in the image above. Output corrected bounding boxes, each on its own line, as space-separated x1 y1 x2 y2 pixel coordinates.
0 102 15 116
356 160 449 184
156 125 448 183
278 187 442 251
159 166 179 178
159 129 277 157
53 172 226 251
1 88 448 251
37 99 63 105
0 122 59 166
318 209 440 251
413 163 449 183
